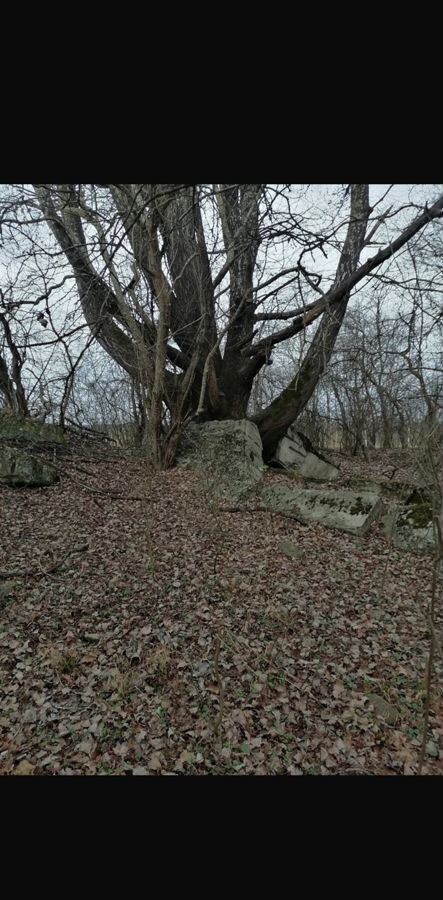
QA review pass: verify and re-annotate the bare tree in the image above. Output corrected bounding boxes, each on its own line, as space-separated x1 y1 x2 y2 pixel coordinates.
2 183 442 466
0 291 29 417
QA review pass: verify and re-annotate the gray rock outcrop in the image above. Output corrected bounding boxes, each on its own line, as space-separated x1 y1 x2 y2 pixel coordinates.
0 447 59 487
260 484 382 535
272 426 339 481
0 413 65 444
380 485 435 554
176 419 264 500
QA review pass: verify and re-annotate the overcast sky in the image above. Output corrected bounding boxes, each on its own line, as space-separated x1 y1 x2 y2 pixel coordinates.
0 184 441 417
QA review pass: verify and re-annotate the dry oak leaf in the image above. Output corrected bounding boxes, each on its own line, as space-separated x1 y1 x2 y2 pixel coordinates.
14 760 35 776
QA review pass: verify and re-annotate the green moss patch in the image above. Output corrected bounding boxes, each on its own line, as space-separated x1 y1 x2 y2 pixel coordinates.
0 414 65 445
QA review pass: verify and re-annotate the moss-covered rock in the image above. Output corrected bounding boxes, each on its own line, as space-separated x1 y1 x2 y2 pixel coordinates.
259 485 382 535
380 486 435 555
0 413 65 444
176 419 264 500
0 447 59 487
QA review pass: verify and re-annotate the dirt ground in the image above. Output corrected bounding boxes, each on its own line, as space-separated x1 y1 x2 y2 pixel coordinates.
1 442 442 775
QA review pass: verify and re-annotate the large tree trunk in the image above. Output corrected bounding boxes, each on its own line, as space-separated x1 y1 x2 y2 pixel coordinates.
253 185 370 460
215 184 262 418
0 314 29 417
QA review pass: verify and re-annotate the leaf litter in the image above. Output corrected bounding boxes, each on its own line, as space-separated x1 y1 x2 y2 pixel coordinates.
0 444 442 776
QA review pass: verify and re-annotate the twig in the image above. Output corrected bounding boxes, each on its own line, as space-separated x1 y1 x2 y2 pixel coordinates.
417 441 442 775
63 470 148 501
212 633 225 744
0 543 89 579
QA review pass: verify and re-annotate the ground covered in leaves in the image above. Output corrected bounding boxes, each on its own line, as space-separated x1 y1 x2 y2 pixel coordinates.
1 442 442 775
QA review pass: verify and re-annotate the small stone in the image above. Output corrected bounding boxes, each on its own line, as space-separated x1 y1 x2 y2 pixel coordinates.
426 740 439 759
192 660 211 678
22 708 38 724
366 693 399 726
277 541 304 560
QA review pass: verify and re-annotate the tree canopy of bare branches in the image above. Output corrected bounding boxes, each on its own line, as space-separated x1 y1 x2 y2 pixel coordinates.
1 183 442 465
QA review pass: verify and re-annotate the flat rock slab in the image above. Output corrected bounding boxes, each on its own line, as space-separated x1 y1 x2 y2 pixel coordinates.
176 419 264 501
273 427 340 481
260 485 382 535
0 447 59 487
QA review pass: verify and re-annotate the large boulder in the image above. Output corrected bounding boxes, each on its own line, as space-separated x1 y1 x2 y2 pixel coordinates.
381 485 435 554
176 419 264 500
0 413 65 444
259 484 383 535
0 447 59 487
272 426 339 481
